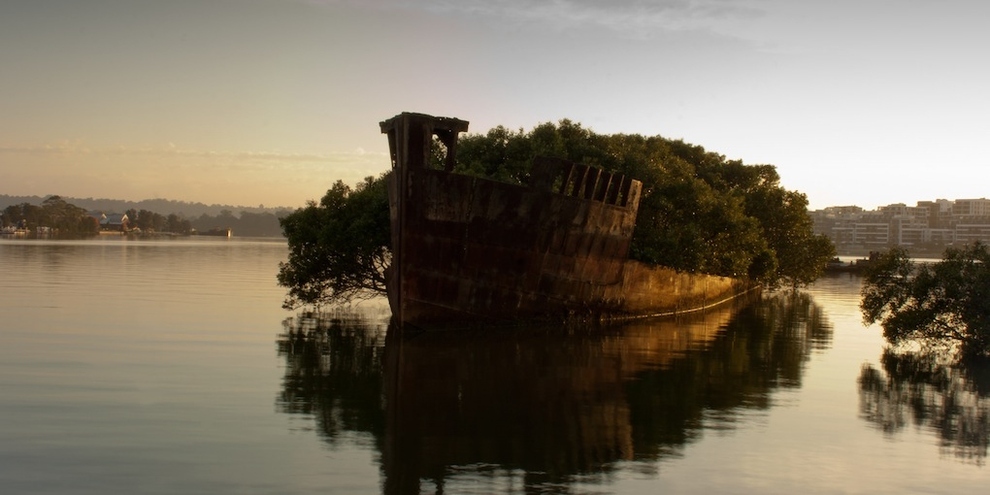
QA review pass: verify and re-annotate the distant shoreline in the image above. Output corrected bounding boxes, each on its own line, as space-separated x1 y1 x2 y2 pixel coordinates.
0 193 296 219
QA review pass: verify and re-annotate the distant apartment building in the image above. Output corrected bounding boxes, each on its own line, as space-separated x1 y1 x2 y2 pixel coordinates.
952 198 990 217
811 198 990 254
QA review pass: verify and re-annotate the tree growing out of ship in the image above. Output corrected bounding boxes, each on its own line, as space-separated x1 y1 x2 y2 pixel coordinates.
454 120 835 287
278 119 835 307
861 243 990 358
277 174 390 309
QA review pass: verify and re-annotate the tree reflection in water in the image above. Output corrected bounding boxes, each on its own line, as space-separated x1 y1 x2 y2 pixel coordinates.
276 310 389 444
276 292 832 494
858 350 990 465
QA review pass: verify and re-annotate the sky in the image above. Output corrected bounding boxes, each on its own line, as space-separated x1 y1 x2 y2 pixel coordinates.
2 0 988 210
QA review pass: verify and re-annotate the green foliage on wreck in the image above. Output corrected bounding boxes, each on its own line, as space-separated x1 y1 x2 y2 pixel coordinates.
278 119 834 309
278 175 391 309
454 120 834 286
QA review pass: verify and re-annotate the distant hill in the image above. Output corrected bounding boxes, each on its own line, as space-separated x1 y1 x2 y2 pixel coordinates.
0 194 296 218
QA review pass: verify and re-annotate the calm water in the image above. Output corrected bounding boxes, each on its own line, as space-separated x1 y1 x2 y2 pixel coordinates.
1 238 987 494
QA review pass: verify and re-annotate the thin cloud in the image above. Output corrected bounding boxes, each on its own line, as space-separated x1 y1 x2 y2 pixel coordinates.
297 0 767 39
432 0 763 33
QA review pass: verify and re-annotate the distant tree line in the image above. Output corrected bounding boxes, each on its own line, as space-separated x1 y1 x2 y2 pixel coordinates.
0 194 293 220
278 119 835 308
125 208 287 237
123 208 192 234
2 196 98 234
187 209 287 237
2 195 288 237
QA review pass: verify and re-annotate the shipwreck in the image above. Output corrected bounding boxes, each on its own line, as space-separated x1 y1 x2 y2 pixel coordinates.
381 112 752 328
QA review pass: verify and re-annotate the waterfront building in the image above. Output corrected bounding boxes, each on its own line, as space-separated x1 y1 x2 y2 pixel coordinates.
812 198 990 255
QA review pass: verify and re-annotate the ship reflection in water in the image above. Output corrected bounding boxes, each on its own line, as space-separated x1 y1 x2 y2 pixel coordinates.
277 292 833 494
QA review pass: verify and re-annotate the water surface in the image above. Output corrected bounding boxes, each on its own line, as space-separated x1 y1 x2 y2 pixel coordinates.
1 238 986 494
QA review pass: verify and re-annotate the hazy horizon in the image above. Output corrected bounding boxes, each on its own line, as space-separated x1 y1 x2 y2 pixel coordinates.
3 0 989 210
6 189 988 217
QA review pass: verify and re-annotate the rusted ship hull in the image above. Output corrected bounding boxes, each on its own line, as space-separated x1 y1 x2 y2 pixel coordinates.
381 112 752 328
